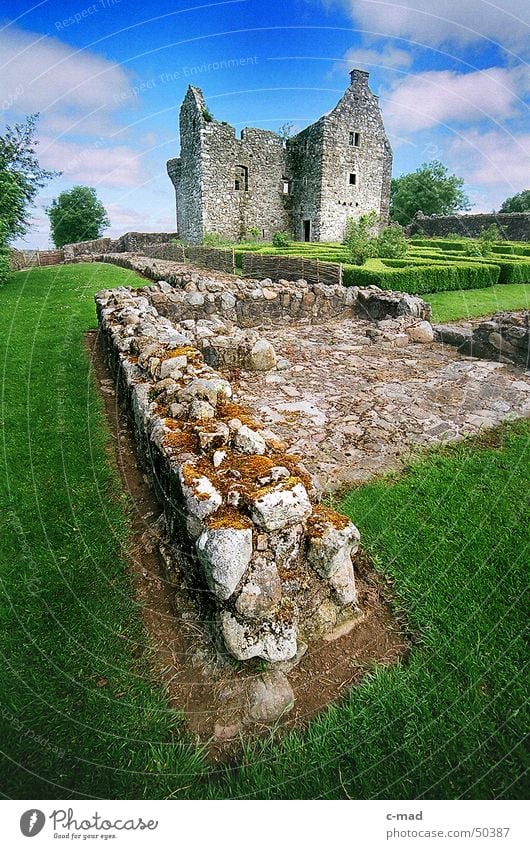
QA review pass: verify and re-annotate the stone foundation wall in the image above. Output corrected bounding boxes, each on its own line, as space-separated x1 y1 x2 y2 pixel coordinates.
96 285 364 663
98 252 432 327
435 311 530 368
409 211 530 241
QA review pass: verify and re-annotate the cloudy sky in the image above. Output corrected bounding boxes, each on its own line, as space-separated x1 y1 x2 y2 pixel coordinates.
1 0 528 248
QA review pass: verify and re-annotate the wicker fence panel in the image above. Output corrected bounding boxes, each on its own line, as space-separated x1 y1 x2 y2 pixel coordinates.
186 246 235 274
242 253 342 286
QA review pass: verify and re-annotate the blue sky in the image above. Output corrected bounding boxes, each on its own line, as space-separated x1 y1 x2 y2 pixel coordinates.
1 0 528 247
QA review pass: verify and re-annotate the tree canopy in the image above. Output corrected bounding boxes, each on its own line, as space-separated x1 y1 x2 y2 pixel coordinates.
47 186 110 248
390 160 471 226
499 190 530 213
0 114 58 243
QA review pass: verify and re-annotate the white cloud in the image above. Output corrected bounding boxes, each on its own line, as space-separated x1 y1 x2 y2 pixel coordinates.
383 66 529 133
0 25 133 127
450 128 530 188
335 44 412 73
38 137 149 188
331 0 529 55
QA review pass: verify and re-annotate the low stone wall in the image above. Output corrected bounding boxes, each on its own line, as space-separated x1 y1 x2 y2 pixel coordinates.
409 211 530 241
435 311 529 368
98 252 432 327
96 285 364 664
9 248 65 268
63 231 177 261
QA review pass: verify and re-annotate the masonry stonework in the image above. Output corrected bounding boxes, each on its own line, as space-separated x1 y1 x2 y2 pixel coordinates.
167 70 392 244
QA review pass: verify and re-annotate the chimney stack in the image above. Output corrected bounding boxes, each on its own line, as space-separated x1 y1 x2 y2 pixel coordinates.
350 69 370 89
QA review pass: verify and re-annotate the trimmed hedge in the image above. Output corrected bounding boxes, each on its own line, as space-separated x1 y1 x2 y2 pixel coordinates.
342 262 500 295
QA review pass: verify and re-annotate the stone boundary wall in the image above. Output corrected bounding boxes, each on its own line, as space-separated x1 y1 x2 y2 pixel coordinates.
98 252 432 327
9 248 65 269
408 212 530 241
435 311 530 368
242 252 343 286
96 285 364 663
63 231 178 260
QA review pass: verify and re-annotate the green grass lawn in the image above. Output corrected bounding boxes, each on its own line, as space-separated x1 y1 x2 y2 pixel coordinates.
425 283 530 323
1 263 528 799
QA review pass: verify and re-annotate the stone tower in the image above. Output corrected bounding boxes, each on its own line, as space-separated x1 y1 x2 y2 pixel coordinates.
167 71 392 244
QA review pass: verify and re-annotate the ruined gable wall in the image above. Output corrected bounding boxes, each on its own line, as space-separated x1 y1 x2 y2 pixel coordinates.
318 71 392 241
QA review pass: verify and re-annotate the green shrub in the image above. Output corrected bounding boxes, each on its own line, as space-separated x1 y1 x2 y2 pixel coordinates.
375 222 408 258
272 231 291 247
343 211 378 265
202 231 233 247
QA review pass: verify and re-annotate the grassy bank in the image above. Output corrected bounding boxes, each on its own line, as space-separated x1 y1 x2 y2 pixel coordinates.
424 283 530 323
1 263 528 799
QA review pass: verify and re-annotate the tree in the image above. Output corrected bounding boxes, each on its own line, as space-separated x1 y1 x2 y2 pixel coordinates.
47 186 110 247
0 114 58 243
499 190 530 213
390 161 471 226
278 122 295 142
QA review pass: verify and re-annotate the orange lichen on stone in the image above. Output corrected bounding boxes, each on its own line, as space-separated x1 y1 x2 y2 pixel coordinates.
251 475 305 500
128 355 139 363
306 504 351 538
217 401 261 430
232 454 275 480
205 507 253 531
161 346 199 361
164 430 197 452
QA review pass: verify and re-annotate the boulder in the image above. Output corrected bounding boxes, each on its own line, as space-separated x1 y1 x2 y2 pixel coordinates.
180 377 232 406
196 526 253 599
233 425 267 455
251 482 312 531
308 520 360 579
179 465 222 520
248 671 295 722
221 612 297 662
235 557 282 618
248 339 277 371
408 320 434 344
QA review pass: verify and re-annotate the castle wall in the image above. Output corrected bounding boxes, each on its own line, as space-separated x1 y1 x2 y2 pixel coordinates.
200 124 291 242
318 70 392 241
168 71 392 244
169 87 206 244
287 121 325 241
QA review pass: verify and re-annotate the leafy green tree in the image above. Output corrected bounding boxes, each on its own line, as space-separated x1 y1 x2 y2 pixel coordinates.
0 114 58 243
499 189 530 213
390 161 471 226
47 186 110 247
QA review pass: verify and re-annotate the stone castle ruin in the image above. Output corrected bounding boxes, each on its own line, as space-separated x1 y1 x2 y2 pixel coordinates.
167 70 392 244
